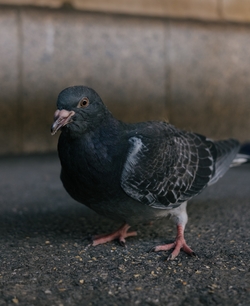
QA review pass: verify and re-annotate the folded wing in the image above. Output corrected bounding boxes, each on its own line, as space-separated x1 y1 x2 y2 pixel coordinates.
121 123 239 209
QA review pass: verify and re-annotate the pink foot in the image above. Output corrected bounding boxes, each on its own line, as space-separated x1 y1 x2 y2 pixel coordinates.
92 223 137 247
151 225 196 260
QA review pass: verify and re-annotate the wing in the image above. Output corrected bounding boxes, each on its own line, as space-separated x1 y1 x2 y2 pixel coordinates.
121 122 216 209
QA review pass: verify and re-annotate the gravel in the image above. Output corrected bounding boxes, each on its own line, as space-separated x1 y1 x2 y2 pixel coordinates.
0 154 249 305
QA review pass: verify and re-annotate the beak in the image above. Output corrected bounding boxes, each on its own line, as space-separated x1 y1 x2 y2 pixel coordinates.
51 109 75 135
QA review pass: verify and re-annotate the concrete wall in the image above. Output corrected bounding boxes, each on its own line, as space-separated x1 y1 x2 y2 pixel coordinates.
3 0 250 23
0 4 250 155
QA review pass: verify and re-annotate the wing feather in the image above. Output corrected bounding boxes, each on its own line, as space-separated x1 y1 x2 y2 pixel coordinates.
121 123 239 209
121 123 215 209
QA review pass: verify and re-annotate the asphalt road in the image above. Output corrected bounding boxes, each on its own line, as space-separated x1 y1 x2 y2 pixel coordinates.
0 154 249 305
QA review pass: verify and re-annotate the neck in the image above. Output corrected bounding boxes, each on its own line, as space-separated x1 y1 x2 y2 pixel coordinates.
58 115 128 173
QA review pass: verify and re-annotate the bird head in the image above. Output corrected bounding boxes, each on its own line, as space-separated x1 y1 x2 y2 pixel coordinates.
51 86 110 136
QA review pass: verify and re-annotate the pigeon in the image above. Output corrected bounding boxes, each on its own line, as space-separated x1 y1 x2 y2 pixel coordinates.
51 86 248 260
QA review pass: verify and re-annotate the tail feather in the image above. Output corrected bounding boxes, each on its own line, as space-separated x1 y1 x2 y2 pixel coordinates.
208 139 239 186
231 153 250 167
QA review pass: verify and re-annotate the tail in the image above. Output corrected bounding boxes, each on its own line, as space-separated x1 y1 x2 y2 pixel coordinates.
231 142 250 167
231 154 250 167
209 139 250 186
208 139 239 186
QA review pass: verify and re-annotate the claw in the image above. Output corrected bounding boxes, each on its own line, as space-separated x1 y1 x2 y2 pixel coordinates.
166 253 175 261
119 240 126 247
82 234 92 241
148 246 156 253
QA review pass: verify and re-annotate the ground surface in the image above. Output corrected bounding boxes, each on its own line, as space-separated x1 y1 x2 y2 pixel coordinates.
0 154 249 306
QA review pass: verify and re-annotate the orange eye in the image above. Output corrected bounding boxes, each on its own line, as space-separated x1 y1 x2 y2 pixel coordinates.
78 97 89 108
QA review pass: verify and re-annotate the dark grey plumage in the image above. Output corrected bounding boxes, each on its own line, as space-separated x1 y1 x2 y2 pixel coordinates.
51 85 244 260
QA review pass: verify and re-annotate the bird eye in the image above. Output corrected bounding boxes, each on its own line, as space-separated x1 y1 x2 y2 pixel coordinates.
77 97 89 108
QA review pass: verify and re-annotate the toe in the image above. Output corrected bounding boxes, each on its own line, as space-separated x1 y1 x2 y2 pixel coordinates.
182 242 195 256
150 243 176 252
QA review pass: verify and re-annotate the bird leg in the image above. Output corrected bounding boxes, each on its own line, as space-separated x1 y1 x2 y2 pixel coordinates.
92 223 137 247
151 202 196 260
151 224 195 260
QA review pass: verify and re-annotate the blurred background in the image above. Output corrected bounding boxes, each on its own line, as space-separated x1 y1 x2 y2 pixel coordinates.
0 0 250 156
